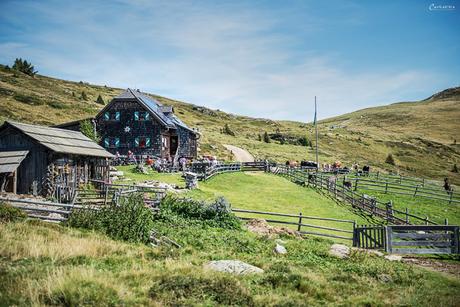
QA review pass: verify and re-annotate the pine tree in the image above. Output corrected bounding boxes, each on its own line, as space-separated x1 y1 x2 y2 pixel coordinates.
80 119 100 142
258 134 262 141
263 131 270 143
96 94 105 105
80 91 88 100
12 58 37 76
452 164 459 173
385 153 395 165
223 124 235 136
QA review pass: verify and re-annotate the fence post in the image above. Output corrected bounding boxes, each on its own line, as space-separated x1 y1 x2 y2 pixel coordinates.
425 216 429 225
385 182 388 194
405 208 409 224
354 179 359 191
385 226 392 253
399 174 402 184
449 191 453 204
352 221 357 247
297 212 303 232
445 218 448 225
413 186 418 197
386 201 393 223
422 178 425 187
104 185 109 205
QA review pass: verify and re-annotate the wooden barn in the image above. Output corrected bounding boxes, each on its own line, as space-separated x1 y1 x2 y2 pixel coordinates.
0 121 113 200
57 89 199 160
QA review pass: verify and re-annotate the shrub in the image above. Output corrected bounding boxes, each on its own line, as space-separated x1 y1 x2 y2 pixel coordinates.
12 58 37 76
263 131 270 143
223 123 235 136
149 271 253 306
80 119 101 142
13 93 43 105
80 91 88 100
48 101 67 109
0 203 27 223
96 94 105 105
385 153 396 165
67 193 154 243
157 196 241 229
452 164 459 173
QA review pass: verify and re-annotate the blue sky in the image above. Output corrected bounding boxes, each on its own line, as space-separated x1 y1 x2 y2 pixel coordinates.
0 0 459 121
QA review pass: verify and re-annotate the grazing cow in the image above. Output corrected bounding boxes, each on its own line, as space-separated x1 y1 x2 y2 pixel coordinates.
444 177 453 193
343 180 352 189
286 160 298 167
363 165 370 174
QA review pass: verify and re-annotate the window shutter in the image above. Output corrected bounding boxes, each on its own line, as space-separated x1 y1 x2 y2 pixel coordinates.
145 112 150 120
104 138 110 147
135 137 139 147
104 112 110 120
114 138 120 147
145 138 151 147
115 112 120 121
134 111 139 121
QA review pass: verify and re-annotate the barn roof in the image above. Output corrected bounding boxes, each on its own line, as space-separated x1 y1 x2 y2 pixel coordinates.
3 121 114 158
0 150 29 173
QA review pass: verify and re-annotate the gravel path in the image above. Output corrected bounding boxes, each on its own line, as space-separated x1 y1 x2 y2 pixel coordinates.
223 144 255 162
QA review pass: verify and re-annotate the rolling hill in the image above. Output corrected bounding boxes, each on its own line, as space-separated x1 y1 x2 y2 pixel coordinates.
0 64 459 184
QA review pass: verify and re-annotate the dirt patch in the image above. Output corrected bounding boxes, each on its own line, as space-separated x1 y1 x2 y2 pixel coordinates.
402 257 460 277
245 219 302 238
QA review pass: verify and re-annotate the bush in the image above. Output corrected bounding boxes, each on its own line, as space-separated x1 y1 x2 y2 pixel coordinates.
149 271 253 306
67 193 154 243
223 123 235 136
48 101 67 109
12 58 37 76
263 131 270 143
452 164 459 173
0 203 27 223
157 196 241 229
80 91 88 100
80 119 101 142
13 93 43 105
96 94 105 105
385 153 396 165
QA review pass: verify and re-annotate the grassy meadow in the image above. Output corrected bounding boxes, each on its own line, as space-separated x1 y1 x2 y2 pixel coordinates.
1 64 459 184
1 218 459 306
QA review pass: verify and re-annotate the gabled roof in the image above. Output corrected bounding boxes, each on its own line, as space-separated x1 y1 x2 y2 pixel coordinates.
0 150 29 173
108 89 196 133
2 121 114 158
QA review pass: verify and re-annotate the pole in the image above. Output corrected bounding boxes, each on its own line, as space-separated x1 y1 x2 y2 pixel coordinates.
315 96 319 170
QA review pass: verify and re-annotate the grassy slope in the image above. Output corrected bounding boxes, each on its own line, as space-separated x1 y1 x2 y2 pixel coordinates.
1 220 459 306
1 64 459 183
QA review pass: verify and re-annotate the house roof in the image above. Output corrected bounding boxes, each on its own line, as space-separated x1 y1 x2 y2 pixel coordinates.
2 121 114 158
0 150 29 173
111 89 196 133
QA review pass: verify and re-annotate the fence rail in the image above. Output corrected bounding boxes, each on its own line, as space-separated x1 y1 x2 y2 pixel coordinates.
232 208 355 241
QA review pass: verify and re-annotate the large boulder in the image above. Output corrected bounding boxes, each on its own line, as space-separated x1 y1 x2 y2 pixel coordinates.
203 260 264 275
274 243 287 254
329 244 350 259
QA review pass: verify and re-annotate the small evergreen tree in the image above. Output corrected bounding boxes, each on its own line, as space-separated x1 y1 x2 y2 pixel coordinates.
452 164 459 173
96 94 105 105
223 124 235 136
80 91 88 100
385 153 395 165
258 134 262 142
263 131 270 143
12 58 37 76
71 91 75 97
80 119 100 142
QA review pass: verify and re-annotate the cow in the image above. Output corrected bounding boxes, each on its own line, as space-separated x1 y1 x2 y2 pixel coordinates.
343 179 352 189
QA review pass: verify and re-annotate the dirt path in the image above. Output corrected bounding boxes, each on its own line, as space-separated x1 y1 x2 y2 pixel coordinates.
223 144 254 162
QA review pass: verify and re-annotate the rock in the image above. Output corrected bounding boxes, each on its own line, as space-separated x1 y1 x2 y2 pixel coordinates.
352 248 384 257
384 255 402 262
274 243 287 254
203 260 264 275
329 244 350 259
378 274 393 283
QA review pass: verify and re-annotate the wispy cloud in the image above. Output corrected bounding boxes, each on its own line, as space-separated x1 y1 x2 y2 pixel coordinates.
0 0 455 121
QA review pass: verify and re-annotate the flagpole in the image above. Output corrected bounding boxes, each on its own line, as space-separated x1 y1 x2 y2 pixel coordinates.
315 96 319 171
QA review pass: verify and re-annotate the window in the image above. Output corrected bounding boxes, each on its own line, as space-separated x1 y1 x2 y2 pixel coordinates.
135 137 150 148
103 111 120 121
134 111 150 121
103 137 120 148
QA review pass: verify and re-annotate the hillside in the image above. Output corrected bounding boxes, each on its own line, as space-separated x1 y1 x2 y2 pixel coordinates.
0 64 459 183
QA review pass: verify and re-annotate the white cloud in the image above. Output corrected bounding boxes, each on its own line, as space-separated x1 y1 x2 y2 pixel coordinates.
0 0 445 121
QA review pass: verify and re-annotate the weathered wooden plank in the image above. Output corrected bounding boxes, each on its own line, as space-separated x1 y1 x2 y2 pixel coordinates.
392 233 453 240
392 248 453 254
390 225 457 231
391 241 452 247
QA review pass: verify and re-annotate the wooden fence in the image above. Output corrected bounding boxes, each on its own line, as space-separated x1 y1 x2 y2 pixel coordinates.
343 175 459 204
353 225 386 249
271 165 441 225
385 225 460 254
232 208 355 241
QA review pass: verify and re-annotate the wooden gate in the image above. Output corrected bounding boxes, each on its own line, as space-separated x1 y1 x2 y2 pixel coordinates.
353 225 385 249
385 225 460 254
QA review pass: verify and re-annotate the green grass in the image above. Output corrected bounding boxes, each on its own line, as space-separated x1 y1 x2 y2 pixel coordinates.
187 172 379 241
357 187 460 225
1 219 459 306
114 165 185 187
